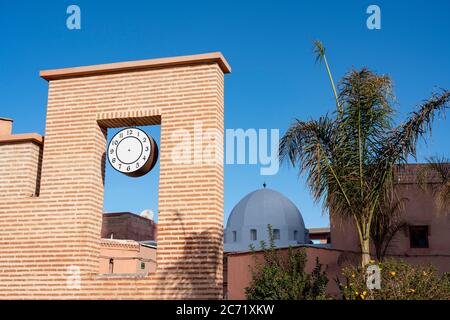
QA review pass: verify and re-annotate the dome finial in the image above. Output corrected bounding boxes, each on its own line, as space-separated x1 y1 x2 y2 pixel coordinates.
263 182 266 188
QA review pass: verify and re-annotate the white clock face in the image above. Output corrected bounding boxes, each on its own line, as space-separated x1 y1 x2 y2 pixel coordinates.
107 128 157 177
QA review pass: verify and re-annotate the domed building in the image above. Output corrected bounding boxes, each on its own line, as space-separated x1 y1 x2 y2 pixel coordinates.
224 187 309 252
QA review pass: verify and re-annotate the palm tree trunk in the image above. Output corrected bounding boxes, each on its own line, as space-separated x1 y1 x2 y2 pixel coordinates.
355 219 371 267
360 235 371 267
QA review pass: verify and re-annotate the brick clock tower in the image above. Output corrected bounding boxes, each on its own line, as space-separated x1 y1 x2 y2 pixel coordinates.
0 53 231 299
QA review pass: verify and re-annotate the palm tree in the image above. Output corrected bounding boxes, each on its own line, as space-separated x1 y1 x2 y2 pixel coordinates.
417 156 450 213
280 65 449 266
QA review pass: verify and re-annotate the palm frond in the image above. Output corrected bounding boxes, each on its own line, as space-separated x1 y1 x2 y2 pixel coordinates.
313 40 326 64
370 195 408 260
381 90 450 164
279 116 353 217
417 156 450 212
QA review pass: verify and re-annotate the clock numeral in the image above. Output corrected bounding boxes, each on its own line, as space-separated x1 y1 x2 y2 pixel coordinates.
127 129 133 136
109 149 114 154
113 140 118 146
119 133 123 138
142 156 146 161
112 158 116 163
127 166 131 171
118 164 121 169
143 137 147 142
136 163 139 168
145 146 149 152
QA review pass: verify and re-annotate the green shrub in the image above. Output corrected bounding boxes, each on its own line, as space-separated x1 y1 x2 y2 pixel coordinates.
339 258 450 300
245 225 329 300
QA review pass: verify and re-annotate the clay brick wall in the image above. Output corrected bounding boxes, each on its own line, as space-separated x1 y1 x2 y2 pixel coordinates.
0 53 230 299
101 212 157 241
0 141 42 198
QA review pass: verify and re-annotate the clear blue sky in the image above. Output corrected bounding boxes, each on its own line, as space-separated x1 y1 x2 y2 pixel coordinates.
1 1 449 228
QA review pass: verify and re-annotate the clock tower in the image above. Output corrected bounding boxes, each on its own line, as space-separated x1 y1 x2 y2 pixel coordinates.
0 52 231 299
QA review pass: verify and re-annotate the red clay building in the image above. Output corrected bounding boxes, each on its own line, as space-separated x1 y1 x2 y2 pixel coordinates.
101 212 157 241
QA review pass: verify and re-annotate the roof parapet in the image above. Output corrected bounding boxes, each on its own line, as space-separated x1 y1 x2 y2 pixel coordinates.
40 52 231 81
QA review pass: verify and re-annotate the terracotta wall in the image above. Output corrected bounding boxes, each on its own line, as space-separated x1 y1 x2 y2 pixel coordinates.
98 239 156 274
0 53 230 299
226 246 345 299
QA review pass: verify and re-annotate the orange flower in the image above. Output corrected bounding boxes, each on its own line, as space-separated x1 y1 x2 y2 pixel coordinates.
390 271 396 277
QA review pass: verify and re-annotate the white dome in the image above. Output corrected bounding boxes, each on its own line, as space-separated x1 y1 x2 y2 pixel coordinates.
224 188 308 252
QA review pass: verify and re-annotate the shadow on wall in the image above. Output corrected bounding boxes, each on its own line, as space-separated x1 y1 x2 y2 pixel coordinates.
156 210 223 298
101 152 106 187
34 145 43 196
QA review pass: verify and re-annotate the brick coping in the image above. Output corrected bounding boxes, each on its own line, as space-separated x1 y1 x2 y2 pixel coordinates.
100 238 141 250
0 133 43 145
40 52 231 81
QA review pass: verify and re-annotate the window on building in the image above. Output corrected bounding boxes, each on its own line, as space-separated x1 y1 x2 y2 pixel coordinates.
293 230 298 241
409 225 429 248
232 231 237 242
273 229 280 240
250 229 257 241
109 258 114 274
